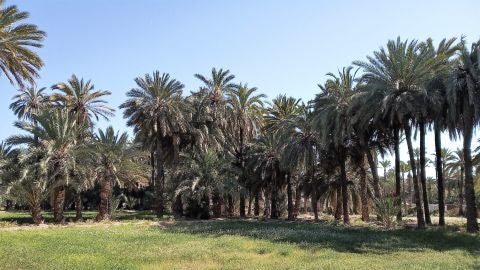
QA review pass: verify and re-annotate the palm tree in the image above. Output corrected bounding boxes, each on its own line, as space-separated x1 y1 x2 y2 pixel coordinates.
175 150 238 218
10 87 49 120
312 66 361 224
379 160 391 182
423 38 461 226
0 0 45 88
282 107 320 220
447 39 480 232
7 109 80 223
354 37 436 228
225 83 265 217
195 68 236 106
120 71 191 217
91 126 148 221
51 75 114 127
445 148 465 216
264 95 303 219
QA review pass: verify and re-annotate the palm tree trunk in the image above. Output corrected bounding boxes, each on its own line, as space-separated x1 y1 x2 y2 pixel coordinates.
462 109 479 232
419 122 431 225
394 128 402 221
311 189 318 220
263 190 270 217
74 191 83 221
53 185 66 224
97 177 112 221
30 201 43 225
366 150 381 198
404 124 425 228
247 194 253 216
294 184 302 218
359 153 369 221
150 150 155 187
334 185 342 220
270 187 278 219
239 192 246 218
434 124 445 226
154 145 165 218
340 154 350 224
459 168 464 216
173 195 184 217
254 190 260 216
227 194 234 216
287 173 294 220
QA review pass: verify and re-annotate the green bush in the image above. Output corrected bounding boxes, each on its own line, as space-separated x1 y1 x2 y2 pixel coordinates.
374 196 400 229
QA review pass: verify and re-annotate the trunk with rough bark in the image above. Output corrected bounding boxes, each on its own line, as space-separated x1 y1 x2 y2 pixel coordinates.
263 191 270 217
270 187 278 219
254 190 260 216
405 124 425 228
227 194 235 216
287 173 294 220
367 150 381 198
312 189 318 220
434 124 445 226
30 201 43 225
154 146 165 218
75 191 83 221
340 155 350 224
247 194 253 216
459 168 464 216
294 184 302 218
359 154 369 221
394 128 402 221
53 185 66 224
97 176 112 221
419 122 431 225
212 191 222 218
334 186 342 220
462 107 479 232
239 192 246 218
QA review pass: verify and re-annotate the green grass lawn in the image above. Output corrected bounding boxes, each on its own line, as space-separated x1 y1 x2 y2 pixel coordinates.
0 213 478 269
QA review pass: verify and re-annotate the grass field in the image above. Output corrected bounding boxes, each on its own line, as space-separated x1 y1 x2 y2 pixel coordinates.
0 212 478 270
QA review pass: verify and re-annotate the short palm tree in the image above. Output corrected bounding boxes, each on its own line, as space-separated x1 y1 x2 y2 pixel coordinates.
445 148 465 216
91 126 148 221
0 0 45 88
7 109 80 223
120 71 191 217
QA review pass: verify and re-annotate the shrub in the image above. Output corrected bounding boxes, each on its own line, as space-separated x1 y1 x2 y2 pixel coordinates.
374 196 400 229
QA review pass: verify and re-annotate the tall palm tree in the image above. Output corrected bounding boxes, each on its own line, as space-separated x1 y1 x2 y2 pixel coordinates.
0 0 45 88
195 68 236 106
7 109 80 223
10 87 49 120
51 75 114 127
282 107 320 220
91 126 147 221
354 37 436 228
225 83 265 217
120 71 191 217
312 66 361 224
423 38 461 226
447 39 480 232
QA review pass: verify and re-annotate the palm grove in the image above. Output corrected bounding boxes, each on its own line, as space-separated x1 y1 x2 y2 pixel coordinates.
0 2 479 233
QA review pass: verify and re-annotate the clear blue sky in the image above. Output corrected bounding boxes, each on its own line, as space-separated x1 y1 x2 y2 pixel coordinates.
0 0 479 175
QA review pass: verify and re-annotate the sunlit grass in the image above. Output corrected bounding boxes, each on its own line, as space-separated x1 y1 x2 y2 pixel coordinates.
0 214 478 269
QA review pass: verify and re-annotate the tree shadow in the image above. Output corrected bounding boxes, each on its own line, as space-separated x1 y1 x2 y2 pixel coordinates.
158 219 480 255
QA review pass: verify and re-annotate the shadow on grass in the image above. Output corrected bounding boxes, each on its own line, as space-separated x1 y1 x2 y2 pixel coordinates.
0 210 159 224
159 219 480 255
